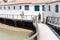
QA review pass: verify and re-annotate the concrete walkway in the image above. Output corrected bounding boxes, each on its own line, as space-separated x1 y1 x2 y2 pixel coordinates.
37 23 59 40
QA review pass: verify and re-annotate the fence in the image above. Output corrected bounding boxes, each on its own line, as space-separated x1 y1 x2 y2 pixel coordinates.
46 16 60 28
28 16 39 40
0 14 39 40
0 14 38 21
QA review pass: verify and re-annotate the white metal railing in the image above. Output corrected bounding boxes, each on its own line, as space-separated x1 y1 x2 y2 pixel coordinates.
28 16 39 40
28 32 38 40
0 14 39 40
47 16 60 25
0 14 38 21
47 16 60 39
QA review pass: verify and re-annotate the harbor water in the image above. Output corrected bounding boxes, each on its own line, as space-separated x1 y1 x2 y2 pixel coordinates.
0 23 33 40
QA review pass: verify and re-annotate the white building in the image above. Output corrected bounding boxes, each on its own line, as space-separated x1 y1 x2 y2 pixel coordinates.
0 0 60 40
0 0 59 22
47 1 60 17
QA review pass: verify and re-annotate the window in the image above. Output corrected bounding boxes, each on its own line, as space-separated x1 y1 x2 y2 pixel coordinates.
42 5 45 11
34 5 40 11
8 6 10 10
13 6 15 9
19 6 21 9
25 5 29 10
0 7 2 10
55 5 59 12
49 5 50 11
57 18 59 21
4 7 6 9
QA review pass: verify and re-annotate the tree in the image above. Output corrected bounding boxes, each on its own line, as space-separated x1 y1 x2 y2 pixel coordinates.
3 0 7 3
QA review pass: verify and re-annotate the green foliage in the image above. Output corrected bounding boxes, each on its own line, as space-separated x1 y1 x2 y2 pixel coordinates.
3 0 7 3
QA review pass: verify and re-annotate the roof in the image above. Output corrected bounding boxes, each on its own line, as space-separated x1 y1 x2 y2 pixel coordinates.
0 0 60 6
15 0 59 3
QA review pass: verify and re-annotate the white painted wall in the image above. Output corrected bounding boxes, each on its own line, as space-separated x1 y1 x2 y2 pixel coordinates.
1 2 60 22
47 2 60 17
0 3 46 22
0 4 42 15
40 4 48 22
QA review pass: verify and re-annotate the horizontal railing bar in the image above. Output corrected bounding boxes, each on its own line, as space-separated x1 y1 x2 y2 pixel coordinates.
28 32 38 40
0 14 37 16
0 14 38 21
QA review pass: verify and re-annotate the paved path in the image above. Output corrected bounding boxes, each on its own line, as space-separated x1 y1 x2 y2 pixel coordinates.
37 23 59 40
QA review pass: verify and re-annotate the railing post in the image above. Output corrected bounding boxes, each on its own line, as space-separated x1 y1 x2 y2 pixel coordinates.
31 15 32 19
4 18 6 23
26 15 27 20
7 14 8 18
14 20 16 27
17 15 18 19
12 15 14 19
35 16 39 40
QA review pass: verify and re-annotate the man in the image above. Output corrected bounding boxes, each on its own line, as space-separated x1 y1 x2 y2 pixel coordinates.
38 13 41 22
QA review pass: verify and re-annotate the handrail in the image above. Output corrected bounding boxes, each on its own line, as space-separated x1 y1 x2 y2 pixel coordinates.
47 16 60 25
0 14 37 16
0 14 38 21
28 16 38 40
28 32 38 40
0 14 39 40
